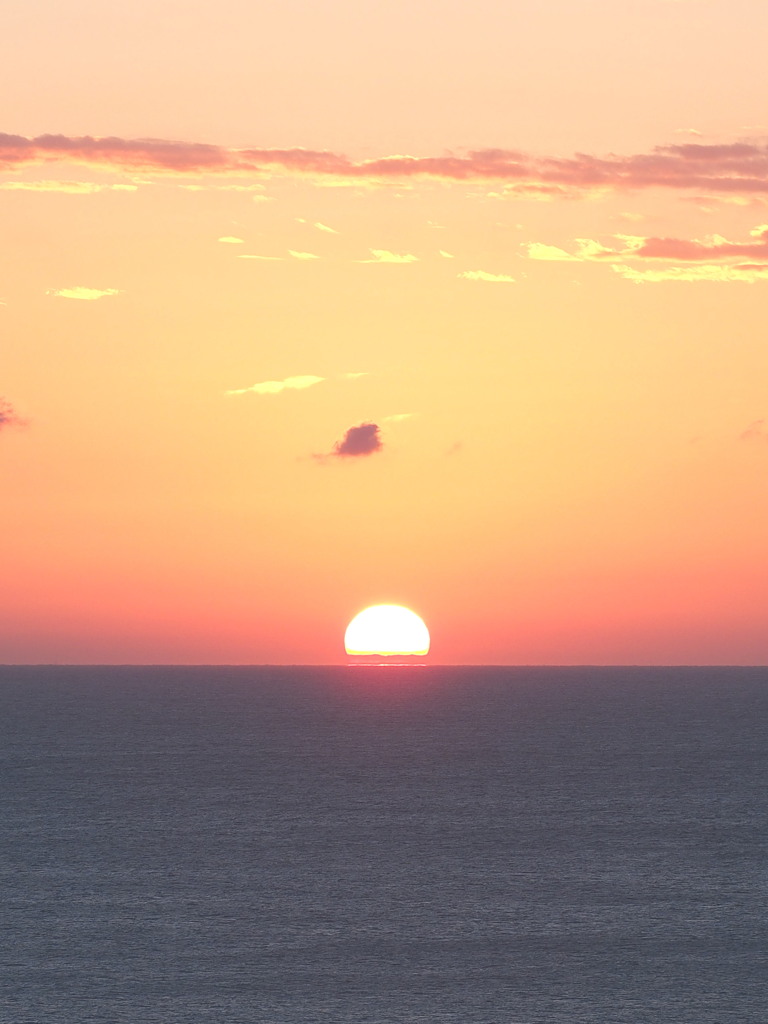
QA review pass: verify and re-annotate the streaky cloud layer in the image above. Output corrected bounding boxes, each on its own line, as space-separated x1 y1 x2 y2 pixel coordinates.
612 263 768 283
4 133 768 196
0 180 137 193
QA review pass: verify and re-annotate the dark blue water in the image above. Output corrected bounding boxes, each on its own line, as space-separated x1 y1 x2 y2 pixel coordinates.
1 666 766 1023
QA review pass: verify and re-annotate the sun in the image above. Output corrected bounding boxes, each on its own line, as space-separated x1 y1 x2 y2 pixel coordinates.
345 605 430 657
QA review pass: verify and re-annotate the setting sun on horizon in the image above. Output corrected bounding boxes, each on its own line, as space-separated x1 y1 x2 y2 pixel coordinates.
345 605 431 659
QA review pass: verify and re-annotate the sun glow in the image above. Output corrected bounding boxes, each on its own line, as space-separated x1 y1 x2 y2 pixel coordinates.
344 605 430 657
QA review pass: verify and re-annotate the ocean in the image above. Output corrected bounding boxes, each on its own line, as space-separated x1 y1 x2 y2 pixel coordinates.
1 665 766 1023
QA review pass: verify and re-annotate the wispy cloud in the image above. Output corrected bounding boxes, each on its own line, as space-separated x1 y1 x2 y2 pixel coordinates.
8 133 768 197
612 263 768 283
47 286 120 300
226 374 325 396
289 250 320 260
521 236 639 262
439 250 455 258
459 270 516 283
358 249 418 264
525 242 580 261
218 236 244 244
180 183 266 192
237 254 283 261
314 222 338 233
0 180 137 193
226 370 367 396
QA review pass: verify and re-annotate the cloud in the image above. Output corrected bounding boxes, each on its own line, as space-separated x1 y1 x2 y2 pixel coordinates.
593 224 768 282
227 371 366 395
525 242 580 261
218 236 244 243
226 374 325 396
383 412 414 422
314 222 338 233
683 194 758 210
332 422 383 457
289 250 320 260
439 250 455 258
237 254 283 260
7 134 768 202
358 249 418 263
612 263 768 283
459 270 516 283
0 397 23 430
0 180 137 193
0 134 239 174
3 133 768 200
632 225 768 261
180 182 266 192
47 286 120 300
522 226 768 282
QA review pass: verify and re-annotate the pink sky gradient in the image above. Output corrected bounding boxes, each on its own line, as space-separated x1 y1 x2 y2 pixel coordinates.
2 0 768 663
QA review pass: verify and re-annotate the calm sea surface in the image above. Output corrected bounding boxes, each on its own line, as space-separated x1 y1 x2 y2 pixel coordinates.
1 666 766 1023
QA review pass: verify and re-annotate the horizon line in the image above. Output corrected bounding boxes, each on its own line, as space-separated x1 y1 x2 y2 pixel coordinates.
1 663 766 670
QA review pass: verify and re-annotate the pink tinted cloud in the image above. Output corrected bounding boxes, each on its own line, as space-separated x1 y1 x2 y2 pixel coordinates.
528 226 768 267
636 226 768 260
0 133 232 173
3 134 768 196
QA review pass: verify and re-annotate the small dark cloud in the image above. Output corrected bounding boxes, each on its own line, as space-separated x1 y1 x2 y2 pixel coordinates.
333 422 382 457
0 397 23 431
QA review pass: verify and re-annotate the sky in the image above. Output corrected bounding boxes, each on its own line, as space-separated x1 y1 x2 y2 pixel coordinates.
2 0 768 664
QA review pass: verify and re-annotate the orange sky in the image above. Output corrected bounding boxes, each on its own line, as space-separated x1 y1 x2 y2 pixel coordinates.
2 0 768 664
